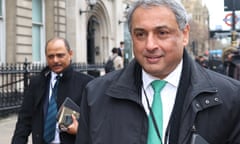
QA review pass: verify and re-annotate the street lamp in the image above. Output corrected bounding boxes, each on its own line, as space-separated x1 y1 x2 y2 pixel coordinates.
231 0 237 47
118 4 130 25
79 0 98 15
118 20 125 25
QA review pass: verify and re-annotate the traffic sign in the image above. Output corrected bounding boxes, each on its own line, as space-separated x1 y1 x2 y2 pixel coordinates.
223 13 239 26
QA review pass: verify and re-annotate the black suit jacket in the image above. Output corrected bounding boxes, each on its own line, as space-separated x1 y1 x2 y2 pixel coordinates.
117 48 123 57
12 65 93 144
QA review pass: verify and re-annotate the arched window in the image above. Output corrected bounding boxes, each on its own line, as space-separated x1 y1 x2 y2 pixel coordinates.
32 0 45 62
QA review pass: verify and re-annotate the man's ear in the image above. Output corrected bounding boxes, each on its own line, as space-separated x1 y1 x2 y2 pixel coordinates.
183 24 190 46
69 49 73 60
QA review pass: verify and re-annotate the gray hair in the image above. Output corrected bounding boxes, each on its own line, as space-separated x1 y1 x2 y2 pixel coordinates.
127 0 189 32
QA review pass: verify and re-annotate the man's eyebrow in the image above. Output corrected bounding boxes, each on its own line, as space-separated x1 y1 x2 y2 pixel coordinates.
47 53 66 56
133 27 145 31
133 25 170 31
155 25 170 29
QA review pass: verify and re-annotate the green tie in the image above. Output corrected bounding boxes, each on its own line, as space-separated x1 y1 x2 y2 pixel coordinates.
147 80 166 144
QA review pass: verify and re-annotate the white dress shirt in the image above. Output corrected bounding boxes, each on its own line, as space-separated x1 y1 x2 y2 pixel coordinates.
142 59 183 143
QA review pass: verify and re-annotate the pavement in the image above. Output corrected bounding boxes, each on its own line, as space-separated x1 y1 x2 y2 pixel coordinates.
0 114 17 144
0 114 32 144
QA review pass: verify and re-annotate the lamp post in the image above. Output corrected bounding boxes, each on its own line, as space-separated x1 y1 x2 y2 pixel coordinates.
79 0 98 15
229 0 238 47
118 4 129 25
120 4 132 66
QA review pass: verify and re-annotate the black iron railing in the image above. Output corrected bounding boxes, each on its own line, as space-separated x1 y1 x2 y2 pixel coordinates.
0 61 104 117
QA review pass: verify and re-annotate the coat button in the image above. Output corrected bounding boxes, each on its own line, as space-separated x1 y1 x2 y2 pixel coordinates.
214 97 219 102
205 99 210 104
195 103 200 108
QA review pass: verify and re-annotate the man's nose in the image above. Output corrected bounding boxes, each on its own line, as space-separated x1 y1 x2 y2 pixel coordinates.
53 55 60 62
145 34 158 50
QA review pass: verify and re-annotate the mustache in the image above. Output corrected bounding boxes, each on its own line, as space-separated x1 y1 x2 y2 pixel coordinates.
52 63 62 67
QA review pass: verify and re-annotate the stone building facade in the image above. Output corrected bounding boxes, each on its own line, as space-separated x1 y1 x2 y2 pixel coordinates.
182 0 210 56
0 0 210 64
0 0 129 64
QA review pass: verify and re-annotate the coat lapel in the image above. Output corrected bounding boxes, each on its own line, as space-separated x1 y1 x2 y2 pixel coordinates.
34 69 50 109
105 60 142 105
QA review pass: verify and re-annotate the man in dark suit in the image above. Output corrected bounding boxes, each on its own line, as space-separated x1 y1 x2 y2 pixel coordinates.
75 0 240 143
117 41 124 57
12 37 93 144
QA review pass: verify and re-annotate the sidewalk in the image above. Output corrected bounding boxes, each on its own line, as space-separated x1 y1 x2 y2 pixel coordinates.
0 114 33 144
0 114 17 144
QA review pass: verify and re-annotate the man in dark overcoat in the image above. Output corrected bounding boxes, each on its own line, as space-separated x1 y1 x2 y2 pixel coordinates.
12 37 93 144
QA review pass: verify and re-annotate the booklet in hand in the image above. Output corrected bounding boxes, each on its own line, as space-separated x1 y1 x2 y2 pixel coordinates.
190 133 209 144
57 97 80 131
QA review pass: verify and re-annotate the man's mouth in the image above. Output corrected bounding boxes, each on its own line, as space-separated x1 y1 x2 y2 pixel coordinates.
146 55 162 63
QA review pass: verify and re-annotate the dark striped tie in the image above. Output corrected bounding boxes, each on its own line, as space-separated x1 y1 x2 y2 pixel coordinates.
44 75 60 143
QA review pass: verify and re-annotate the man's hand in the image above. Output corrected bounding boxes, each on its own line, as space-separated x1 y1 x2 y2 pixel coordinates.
66 114 78 135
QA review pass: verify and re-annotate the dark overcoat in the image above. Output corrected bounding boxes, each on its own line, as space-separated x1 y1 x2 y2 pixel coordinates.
76 50 240 144
12 65 93 144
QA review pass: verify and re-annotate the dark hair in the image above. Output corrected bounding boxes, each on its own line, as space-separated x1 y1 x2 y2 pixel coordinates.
45 37 71 53
120 41 124 45
112 47 118 53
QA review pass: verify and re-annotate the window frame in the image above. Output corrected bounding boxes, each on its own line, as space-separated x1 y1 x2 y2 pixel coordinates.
32 0 45 62
0 0 6 63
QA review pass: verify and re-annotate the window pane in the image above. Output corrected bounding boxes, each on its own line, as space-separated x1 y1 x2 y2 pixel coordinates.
0 21 2 48
32 0 42 22
32 24 41 61
0 0 2 16
0 18 3 62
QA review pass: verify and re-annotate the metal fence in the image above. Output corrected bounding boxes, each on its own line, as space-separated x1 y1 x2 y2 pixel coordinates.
0 61 104 117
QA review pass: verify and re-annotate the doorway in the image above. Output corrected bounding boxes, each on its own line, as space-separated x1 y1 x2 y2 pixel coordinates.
87 16 99 64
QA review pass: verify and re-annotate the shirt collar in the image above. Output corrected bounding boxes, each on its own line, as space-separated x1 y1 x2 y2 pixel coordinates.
51 72 58 81
142 59 183 89
50 72 63 82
